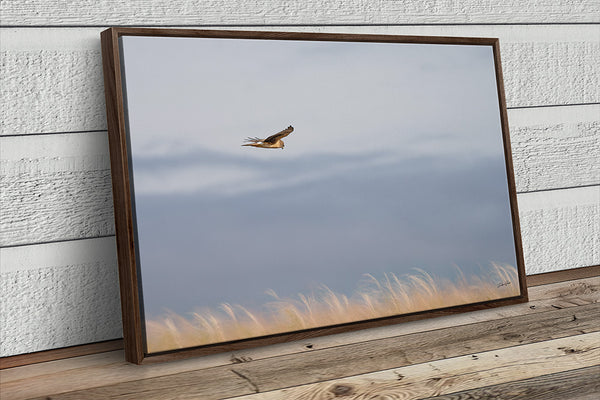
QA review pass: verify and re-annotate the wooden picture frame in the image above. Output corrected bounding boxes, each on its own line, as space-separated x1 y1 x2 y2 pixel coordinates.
101 27 528 364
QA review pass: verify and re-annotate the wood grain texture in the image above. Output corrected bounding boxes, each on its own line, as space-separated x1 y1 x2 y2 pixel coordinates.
0 339 123 370
510 104 600 193
0 48 106 135
12 303 599 399
0 264 122 357
0 237 122 357
2 0 599 25
230 334 600 400
495 35 528 301
1 25 598 135
2 276 597 396
528 265 600 287
100 27 145 365
518 186 599 274
0 165 113 245
0 132 114 246
419 365 600 400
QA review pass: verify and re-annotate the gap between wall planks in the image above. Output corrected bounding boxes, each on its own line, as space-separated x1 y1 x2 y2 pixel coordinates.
3 288 598 399
1 267 597 370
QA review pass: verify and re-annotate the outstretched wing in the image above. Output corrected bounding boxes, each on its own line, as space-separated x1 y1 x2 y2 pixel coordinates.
263 125 294 144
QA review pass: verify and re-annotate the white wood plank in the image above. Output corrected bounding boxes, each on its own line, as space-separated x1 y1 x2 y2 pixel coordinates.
0 238 122 357
0 132 114 247
518 186 600 274
230 333 600 400
510 104 600 193
1 25 599 135
2 0 599 25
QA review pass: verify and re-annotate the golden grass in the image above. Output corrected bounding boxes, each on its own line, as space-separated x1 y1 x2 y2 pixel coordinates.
145 263 520 353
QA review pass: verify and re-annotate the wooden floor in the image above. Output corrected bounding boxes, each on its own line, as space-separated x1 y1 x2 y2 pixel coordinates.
1 275 599 400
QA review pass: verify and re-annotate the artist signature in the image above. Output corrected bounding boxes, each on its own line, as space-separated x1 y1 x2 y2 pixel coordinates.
497 281 512 288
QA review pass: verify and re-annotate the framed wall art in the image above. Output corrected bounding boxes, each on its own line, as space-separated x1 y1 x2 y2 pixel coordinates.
101 28 527 364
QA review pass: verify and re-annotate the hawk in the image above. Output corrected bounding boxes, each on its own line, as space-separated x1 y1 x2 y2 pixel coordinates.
242 126 294 149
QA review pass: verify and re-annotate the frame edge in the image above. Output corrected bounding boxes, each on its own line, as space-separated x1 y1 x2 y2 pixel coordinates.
492 38 529 303
104 28 529 364
100 28 145 364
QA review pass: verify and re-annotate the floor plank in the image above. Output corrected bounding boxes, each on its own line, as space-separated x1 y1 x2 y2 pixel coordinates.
1 277 598 400
20 303 599 400
527 266 600 287
229 333 600 400
0 339 123 370
421 365 600 400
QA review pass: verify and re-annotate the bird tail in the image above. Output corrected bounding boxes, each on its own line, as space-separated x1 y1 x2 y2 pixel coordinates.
242 137 263 146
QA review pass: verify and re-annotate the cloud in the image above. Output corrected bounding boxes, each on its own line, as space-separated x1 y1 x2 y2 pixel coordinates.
132 148 406 196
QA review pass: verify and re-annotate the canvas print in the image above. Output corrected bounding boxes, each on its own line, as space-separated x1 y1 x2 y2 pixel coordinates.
107 30 526 360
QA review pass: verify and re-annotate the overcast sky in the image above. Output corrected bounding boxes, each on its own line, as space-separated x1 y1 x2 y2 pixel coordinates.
119 35 517 319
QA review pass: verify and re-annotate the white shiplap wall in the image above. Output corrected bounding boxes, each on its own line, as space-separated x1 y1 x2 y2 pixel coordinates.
1 1 599 357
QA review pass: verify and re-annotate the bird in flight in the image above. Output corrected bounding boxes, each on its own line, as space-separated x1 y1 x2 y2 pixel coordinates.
242 126 294 149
